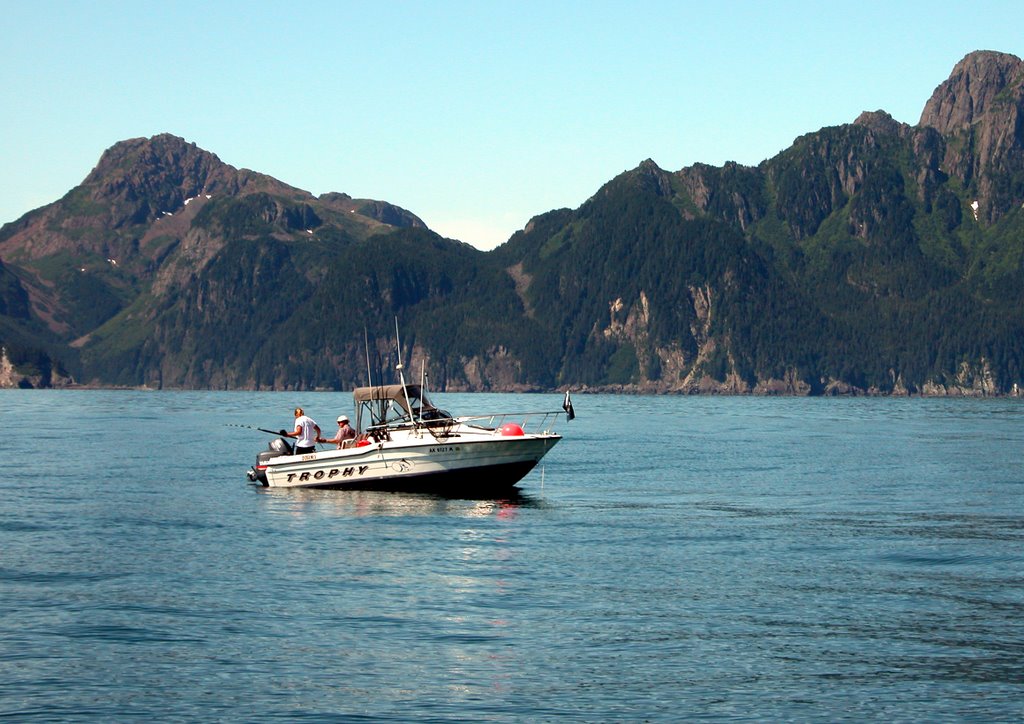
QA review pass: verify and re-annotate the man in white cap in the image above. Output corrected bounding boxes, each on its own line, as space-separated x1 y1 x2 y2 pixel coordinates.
319 413 357 449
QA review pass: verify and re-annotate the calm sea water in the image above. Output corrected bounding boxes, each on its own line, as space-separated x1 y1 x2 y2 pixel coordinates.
1 390 1022 720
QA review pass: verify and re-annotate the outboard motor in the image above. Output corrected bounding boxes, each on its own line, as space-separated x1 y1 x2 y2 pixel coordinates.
247 437 294 485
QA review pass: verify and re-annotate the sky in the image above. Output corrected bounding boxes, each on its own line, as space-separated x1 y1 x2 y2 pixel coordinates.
1 1 1022 250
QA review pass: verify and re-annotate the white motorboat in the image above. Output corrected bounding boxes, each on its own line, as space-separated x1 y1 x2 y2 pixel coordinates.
246 383 569 493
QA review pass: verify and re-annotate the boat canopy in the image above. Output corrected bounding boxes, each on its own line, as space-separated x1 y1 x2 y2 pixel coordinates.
353 384 448 429
352 384 434 412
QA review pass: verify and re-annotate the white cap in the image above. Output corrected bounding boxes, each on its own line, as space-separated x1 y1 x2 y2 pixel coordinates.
337 415 349 423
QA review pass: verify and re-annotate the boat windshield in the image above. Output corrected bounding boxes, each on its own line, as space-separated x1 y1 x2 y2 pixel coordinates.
352 384 450 429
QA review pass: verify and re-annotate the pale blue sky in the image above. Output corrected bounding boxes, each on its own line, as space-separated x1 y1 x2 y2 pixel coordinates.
1 1 1021 249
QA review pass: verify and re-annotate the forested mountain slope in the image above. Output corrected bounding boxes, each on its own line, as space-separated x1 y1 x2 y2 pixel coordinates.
1 51 1022 394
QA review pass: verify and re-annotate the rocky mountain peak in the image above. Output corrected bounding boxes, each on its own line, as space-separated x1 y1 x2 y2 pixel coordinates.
80 134 298 229
919 50 1024 133
917 50 1024 222
854 110 908 137
85 134 222 195
87 133 217 176
631 159 673 197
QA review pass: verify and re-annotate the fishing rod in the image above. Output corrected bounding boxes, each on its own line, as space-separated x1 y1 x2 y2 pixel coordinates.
227 423 324 451
226 423 286 436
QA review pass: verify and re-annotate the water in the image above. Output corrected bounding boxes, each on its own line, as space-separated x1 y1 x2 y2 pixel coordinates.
1 390 1022 720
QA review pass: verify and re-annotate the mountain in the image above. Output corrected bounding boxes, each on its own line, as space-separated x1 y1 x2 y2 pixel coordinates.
491 50 1024 396
1 51 1022 395
0 134 432 388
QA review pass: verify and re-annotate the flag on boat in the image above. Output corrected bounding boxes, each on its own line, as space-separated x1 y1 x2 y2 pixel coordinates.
562 390 575 421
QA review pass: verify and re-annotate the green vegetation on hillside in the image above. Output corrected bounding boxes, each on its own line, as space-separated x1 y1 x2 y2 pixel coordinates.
2 61 1024 394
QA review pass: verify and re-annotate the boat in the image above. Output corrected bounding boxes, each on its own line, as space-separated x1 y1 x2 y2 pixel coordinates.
246 382 570 494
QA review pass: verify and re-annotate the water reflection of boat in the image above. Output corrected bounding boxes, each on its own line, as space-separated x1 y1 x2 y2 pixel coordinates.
247 383 568 495
257 487 541 518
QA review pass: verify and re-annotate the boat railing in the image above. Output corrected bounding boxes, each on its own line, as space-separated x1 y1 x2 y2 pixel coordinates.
362 409 568 438
457 410 566 434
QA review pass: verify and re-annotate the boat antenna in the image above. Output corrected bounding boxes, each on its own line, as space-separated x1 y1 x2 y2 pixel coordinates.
419 357 427 424
375 348 386 426
363 326 373 388
394 317 416 427
394 317 406 385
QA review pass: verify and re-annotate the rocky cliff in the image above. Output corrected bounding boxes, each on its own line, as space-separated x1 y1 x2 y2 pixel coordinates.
919 51 1024 224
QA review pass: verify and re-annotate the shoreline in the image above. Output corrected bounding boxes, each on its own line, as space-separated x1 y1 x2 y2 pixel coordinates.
5 382 1021 398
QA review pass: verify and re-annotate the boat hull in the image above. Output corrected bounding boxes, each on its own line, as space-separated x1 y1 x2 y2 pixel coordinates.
254 434 560 493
